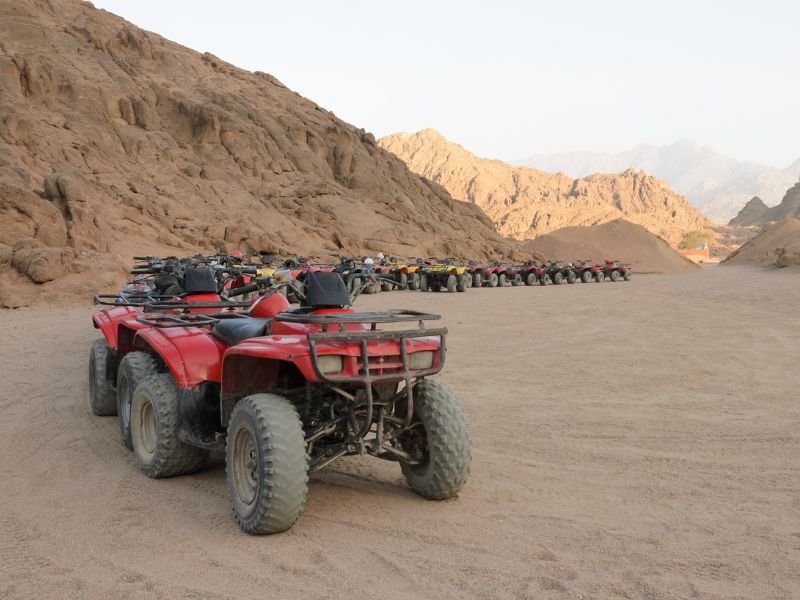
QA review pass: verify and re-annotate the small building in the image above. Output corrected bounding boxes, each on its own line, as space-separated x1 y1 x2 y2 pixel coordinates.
680 243 711 263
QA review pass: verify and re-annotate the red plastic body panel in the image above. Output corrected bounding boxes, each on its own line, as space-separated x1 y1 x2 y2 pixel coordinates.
132 326 228 387
249 293 291 318
92 306 139 349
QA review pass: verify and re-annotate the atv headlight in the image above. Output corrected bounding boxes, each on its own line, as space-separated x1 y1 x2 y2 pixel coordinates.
409 350 434 370
317 355 343 374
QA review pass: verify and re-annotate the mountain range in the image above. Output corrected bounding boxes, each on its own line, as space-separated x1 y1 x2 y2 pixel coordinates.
379 129 708 248
519 141 800 223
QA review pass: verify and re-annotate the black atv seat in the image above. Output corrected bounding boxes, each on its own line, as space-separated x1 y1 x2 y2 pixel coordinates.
303 271 350 308
211 317 270 346
184 267 218 294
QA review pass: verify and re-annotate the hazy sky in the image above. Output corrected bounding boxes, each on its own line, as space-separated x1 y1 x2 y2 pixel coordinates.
93 0 799 168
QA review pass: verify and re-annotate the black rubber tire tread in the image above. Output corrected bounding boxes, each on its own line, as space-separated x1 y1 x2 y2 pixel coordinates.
595 272 604 283
512 274 522 286
226 394 308 535
381 281 393 292
131 374 208 478
610 270 621 282
408 273 419 290
463 273 472 288
488 273 498 287
89 339 117 416
399 272 409 289
581 271 592 283
446 274 457 293
472 273 482 287
419 274 429 292
117 351 160 450
567 272 576 284
553 272 563 285
525 273 536 286
623 270 632 281
401 380 471 500
455 275 466 293
498 274 506 287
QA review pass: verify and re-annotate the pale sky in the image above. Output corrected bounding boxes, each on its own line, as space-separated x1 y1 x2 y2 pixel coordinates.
93 0 799 168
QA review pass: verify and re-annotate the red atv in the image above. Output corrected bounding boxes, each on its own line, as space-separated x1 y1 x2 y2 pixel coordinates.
89 271 471 535
602 260 633 282
573 260 605 283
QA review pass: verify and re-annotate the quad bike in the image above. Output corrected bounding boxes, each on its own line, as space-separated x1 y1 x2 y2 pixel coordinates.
332 256 384 295
373 256 417 292
518 261 544 286
493 263 523 287
466 261 497 288
543 262 577 285
572 260 604 283
602 260 633 282
419 258 469 293
89 271 470 534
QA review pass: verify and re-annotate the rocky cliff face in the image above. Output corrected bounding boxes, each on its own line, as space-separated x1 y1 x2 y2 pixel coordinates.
722 217 800 268
0 0 521 306
728 183 800 227
379 130 709 248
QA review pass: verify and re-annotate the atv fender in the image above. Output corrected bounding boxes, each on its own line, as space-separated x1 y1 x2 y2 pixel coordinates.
92 306 139 349
130 326 227 388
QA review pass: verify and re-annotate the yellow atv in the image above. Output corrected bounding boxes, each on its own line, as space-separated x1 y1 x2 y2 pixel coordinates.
418 258 471 293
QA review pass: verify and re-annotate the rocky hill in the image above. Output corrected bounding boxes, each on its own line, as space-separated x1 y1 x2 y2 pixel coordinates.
520 140 800 223
0 0 522 307
722 217 800 268
523 219 700 274
379 130 709 248
728 182 800 227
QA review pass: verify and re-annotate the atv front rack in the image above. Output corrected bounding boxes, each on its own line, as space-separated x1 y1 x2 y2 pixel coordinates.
93 293 177 306
292 310 448 449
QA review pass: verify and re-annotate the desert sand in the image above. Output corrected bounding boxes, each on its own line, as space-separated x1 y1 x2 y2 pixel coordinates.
1 266 798 599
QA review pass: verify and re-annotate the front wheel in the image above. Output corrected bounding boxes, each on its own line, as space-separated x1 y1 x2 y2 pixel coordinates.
117 351 160 450
488 273 498 287
399 380 471 500
89 339 117 416
446 274 457 293
610 270 621 282
595 272 604 283
581 271 592 283
408 272 420 290
226 394 308 535
472 273 482 288
623 270 632 281
553 272 563 285
130 374 208 478
455 274 467 292
525 273 536 286
498 274 506 287
419 274 429 292
399 272 409 289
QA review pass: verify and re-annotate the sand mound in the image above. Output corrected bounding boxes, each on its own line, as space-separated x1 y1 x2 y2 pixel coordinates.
522 219 700 273
0 0 524 307
722 218 800 268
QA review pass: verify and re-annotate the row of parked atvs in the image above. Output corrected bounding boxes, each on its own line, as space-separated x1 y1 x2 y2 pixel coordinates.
116 253 633 300
90 253 472 535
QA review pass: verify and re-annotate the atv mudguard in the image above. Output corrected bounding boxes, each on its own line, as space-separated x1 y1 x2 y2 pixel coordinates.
92 306 139 349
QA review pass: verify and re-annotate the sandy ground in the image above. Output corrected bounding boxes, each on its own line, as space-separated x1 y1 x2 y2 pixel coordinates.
1 266 799 599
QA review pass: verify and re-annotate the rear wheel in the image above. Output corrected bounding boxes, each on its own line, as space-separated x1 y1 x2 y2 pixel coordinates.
131 374 208 478
381 280 393 292
488 273 498 287
595 272 604 283
446 274 457 293
539 274 548 286
623 270 632 281
372 280 382 294
408 272 420 290
581 271 592 283
399 272 409 289
526 273 536 286
89 339 117 416
610 270 621 282
399 380 471 500
566 271 577 284
420 274 429 292
498 274 506 287
455 274 466 292
117 351 160 450
226 394 308 535
553 272 563 285
347 276 361 293
463 273 472 289
472 272 482 288
512 274 522 286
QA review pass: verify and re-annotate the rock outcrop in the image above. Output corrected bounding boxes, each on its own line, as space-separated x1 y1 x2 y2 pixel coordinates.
379 130 710 248
728 182 800 227
0 0 521 306
722 217 800 268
